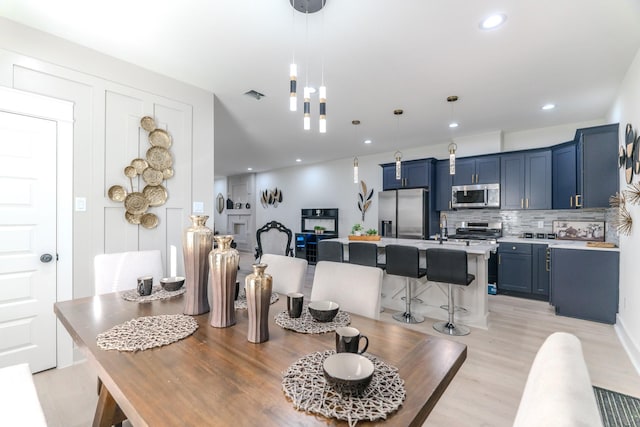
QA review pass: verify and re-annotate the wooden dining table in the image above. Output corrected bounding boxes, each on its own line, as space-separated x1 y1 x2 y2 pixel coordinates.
54 291 467 427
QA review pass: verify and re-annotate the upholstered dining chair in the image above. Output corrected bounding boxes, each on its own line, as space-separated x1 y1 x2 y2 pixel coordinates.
260 253 308 295
310 261 383 320
94 249 165 294
255 221 294 260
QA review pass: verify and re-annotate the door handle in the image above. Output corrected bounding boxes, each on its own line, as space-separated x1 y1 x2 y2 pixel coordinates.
575 194 582 207
521 199 524 209
449 200 452 210
40 253 54 263
476 174 479 184
570 196 573 207
526 198 529 209
498 254 501 264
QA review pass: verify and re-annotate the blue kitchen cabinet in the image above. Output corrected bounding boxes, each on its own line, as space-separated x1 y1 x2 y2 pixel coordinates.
552 124 619 209
500 150 551 210
452 155 500 186
498 243 532 293
435 159 452 211
532 244 550 296
381 159 432 190
550 248 619 324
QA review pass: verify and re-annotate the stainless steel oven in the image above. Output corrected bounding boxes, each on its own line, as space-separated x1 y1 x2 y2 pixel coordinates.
451 183 500 208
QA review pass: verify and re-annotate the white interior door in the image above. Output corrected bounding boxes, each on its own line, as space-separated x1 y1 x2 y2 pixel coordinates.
0 110 58 373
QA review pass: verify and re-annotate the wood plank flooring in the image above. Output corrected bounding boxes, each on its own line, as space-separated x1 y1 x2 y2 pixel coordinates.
34 252 640 427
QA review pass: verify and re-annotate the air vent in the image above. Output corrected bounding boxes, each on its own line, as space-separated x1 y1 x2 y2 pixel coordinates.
244 90 265 100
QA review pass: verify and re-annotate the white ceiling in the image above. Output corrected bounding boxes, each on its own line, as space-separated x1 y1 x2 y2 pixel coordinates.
2 0 640 177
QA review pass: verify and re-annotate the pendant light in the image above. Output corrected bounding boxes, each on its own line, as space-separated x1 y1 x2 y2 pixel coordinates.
447 96 459 175
318 1 327 133
289 1 297 111
303 86 311 130
352 119 360 183
393 109 404 180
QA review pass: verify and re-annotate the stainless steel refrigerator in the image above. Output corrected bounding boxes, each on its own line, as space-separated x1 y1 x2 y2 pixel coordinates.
378 188 430 239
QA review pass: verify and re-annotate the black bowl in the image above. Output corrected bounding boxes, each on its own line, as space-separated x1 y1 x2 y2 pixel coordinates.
308 301 339 322
160 276 185 292
323 353 374 395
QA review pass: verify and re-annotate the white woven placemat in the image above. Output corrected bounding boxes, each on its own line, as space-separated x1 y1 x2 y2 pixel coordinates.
275 305 350 334
282 350 406 426
96 314 198 352
235 291 279 310
121 285 185 303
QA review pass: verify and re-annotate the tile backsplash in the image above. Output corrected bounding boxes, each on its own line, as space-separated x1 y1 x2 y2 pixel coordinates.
440 208 618 245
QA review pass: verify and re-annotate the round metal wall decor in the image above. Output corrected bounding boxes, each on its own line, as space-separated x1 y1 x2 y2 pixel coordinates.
106 116 176 228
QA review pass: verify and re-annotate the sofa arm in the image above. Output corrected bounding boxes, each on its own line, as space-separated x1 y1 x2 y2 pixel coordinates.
513 332 602 427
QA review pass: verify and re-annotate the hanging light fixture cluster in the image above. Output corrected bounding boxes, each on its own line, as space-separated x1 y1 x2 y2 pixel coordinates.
288 0 327 133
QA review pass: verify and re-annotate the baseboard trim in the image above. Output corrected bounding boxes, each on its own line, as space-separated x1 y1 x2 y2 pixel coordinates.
615 314 640 376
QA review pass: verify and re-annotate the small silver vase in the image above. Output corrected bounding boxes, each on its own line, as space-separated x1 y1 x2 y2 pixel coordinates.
182 215 213 315
245 263 272 343
208 235 239 328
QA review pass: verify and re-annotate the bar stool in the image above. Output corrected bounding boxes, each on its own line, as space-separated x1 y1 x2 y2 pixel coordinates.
317 240 344 263
385 245 426 324
348 242 384 269
426 248 474 336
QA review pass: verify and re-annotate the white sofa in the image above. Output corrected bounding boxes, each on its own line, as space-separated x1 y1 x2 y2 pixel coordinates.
0 363 47 426
513 332 603 427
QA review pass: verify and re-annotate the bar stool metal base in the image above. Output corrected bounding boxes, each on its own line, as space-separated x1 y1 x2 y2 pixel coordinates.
433 321 469 336
393 311 424 324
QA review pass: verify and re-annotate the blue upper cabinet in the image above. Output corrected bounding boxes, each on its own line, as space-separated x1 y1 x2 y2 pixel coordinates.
452 155 500 185
500 150 551 210
435 160 453 211
552 142 577 209
552 124 618 209
381 158 432 190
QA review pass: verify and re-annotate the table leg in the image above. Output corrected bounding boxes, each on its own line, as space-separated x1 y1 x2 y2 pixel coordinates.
94 381 127 427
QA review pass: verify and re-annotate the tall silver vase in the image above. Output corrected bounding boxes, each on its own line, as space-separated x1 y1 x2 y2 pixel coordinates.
182 215 213 315
245 263 272 343
209 235 239 328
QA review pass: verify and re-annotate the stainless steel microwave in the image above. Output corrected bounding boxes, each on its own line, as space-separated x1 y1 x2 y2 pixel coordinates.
451 183 500 208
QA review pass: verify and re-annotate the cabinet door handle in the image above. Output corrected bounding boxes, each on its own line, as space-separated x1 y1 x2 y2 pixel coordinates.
521 199 524 209
526 198 529 209
570 196 573 207
476 173 479 184
449 200 452 210
575 194 582 208
498 254 501 264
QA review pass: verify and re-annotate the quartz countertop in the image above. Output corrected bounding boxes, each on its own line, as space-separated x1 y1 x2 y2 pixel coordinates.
498 237 619 252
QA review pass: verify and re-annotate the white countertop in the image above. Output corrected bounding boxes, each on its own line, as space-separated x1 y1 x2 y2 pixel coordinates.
328 237 498 256
498 236 619 252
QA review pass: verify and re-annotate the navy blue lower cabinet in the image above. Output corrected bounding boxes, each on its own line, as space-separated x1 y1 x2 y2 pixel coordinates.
550 248 619 324
498 243 532 293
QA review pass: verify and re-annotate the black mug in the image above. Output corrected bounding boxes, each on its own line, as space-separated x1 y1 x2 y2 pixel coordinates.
335 326 368 354
137 276 153 296
287 292 304 318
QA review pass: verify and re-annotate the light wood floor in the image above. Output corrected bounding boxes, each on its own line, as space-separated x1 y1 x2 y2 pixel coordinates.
34 252 640 427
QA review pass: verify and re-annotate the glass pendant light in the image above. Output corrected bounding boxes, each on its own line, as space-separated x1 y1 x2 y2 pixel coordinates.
447 96 459 175
353 157 359 183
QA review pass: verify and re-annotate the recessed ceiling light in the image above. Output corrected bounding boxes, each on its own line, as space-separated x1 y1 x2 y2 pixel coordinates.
247 167 253 171
480 13 506 30
295 158 302 162
542 103 556 110
449 122 459 128
364 139 372 144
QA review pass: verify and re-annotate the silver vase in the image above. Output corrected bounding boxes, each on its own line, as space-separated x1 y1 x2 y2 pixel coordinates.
245 263 272 343
182 215 213 315
209 235 239 328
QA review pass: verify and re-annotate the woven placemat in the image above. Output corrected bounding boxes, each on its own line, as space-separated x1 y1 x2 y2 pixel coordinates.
235 291 279 310
275 305 350 334
121 285 185 303
282 350 406 426
96 314 198 352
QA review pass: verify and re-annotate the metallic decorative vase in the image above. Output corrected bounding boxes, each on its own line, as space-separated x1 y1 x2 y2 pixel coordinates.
182 215 213 315
245 263 272 343
209 235 239 328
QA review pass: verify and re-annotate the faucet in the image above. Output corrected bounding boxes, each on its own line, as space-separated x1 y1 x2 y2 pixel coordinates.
440 214 448 244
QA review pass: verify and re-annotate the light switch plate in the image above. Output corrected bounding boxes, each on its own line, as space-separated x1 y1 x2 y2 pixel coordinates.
193 201 204 214
75 197 87 212
537 221 544 228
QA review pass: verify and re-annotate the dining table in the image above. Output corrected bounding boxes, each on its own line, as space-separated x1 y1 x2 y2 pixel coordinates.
54 291 467 427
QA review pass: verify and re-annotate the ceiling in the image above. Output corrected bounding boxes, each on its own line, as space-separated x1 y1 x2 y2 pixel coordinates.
2 1 640 177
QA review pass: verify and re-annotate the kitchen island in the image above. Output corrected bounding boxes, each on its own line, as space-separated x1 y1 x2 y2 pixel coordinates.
327 237 498 329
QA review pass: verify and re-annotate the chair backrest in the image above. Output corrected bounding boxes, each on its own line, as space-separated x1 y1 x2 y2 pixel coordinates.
310 261 383 320
426 248 472 286
94 250 164 294
260 253 308 295
317 240 344 263
385 245 423 278
348 242 378 267
255 221 293 259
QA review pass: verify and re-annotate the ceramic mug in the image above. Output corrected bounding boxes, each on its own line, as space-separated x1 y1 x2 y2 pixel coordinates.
335 326 369 354
287 292 304 318
137 276 153 296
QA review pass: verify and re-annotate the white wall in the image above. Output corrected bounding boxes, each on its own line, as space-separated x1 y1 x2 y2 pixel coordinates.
608 46 640 372
0 18 214 317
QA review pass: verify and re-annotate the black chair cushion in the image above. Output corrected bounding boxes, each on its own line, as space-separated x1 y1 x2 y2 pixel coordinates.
318 241 344 263
385 245 426 279
348 242 379 267
426 248 474 286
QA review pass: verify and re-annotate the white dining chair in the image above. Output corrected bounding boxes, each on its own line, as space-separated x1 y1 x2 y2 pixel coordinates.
94 249 164 294
260 253 308 295
310 261 383 320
